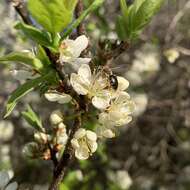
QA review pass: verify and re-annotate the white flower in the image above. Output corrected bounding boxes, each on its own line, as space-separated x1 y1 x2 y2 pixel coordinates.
164 48 180 63
59 35 91 66
45 91 72 104
70 64 111 109
110 76 129 98
50 110 63 125
96 124 116 138
0 171 18 190
71 128 98 160
98 91 135 137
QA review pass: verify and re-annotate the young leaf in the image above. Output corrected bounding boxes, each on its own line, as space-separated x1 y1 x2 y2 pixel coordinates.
63 0 78 11
4 74 50 118
0 52 44 71
117 0 164 41
28 0 77 34
15 22 52 48
116 16 127 40
133 0 164 31
22 105 44 131
36 45 51 66
120 0 128 19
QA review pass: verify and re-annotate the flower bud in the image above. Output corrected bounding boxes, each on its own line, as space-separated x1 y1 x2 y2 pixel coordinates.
56 122 66 134
23 142 39 158
50 110 63 125
34 132 49 144
42 149 51 160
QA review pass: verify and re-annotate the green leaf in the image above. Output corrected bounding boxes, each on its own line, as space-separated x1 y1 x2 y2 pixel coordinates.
133 0 164 31
0 52 44 71
15 22 52 47
36 45 51 66
4 74 50 118
22 105 44 131
120 0 128 19
28 0 77 33
63 0 78 11
62 0 105 39
59 183 69 190
117 0 164 40
116 16 127 40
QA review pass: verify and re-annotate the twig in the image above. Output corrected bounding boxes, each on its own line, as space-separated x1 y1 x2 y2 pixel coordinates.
75 0 85 36
48 100 83 190
11 0 34 25
48 2 87 189
99 41 130 62
165 1 190 43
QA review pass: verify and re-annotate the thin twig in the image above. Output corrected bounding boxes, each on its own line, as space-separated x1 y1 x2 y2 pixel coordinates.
11 0 34 25
98 41 130 62
48 100 83 190
48 2 87 189
165 1 190 43
75 0 85 36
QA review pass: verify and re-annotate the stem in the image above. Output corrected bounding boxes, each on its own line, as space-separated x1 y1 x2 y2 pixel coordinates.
48 100 83 190
62 0 105 39
75 0 85 36
12 0 34 25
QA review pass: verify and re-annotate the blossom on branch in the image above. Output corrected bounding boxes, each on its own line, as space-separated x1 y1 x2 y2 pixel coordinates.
98 91 135 138
59 35 91 66
71 128 98 160
70 64 111 109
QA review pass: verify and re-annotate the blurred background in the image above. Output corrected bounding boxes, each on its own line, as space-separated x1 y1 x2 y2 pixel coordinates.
0 0 190 189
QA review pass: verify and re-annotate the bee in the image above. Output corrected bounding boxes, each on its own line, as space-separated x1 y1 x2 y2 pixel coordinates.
109 74 118 90
95 65 119 91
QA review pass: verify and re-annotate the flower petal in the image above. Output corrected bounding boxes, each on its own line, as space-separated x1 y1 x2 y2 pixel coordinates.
102 129 115 138
50 110 63 125
70 73 89 95
86 130 97 141
73 35 89 57
75 146 89 160
71 138 80 149
88 141 98 153
78 64 92 85
45 93 71 104
92 94 110 110
114 91 130 104
74 128 86 139
57 134 68 145
115 116 132 126
117 76 129 91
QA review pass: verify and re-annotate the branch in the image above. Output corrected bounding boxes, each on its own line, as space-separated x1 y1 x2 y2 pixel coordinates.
48 2 88 189
48 100 83 190
98 41 130 62
75 0 85 36
11 0 34 25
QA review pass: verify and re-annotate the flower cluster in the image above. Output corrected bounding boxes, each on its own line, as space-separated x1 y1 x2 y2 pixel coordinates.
23 110 68 160
23 35 134 160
